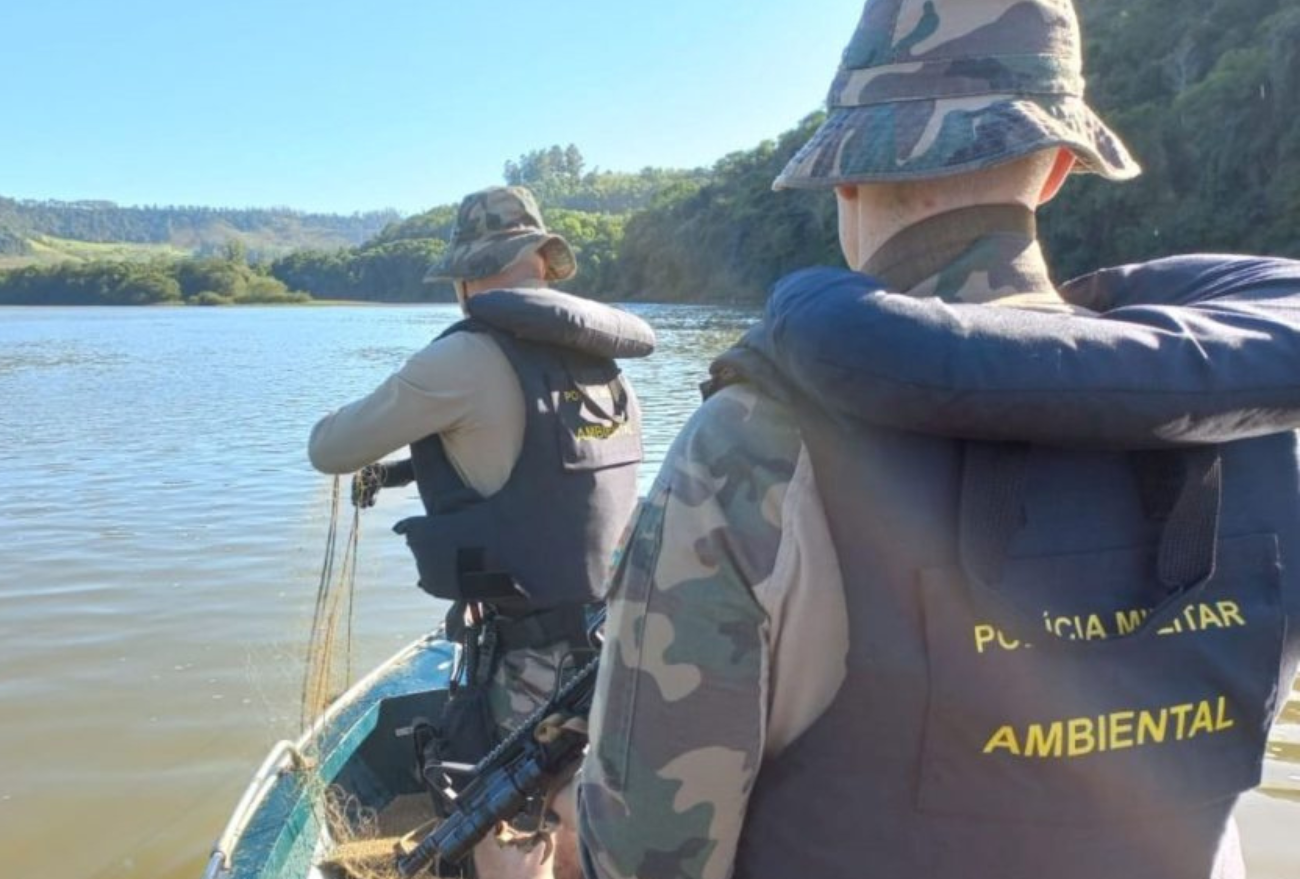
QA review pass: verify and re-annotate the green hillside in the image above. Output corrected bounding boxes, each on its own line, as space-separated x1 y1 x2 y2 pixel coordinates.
263 153 710 303
602 0 1300 301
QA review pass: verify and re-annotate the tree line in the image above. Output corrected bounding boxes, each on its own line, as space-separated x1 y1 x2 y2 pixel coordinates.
0 243 308 306
267 238 449 302
257 159 707 303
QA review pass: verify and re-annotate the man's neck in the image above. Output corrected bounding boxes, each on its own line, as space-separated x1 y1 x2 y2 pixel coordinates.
860 204 1059 306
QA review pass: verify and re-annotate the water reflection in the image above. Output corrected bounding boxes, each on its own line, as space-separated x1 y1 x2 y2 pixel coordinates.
0 341 129 373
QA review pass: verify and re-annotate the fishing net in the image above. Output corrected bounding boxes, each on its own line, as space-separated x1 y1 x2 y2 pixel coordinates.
317 784 486 879
295 477 470 879
301 477 360 728
300 477 415 879
317 785 423 879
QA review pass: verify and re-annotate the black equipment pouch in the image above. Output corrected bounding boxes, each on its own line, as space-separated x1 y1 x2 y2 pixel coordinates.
393 509 527 607
425 684 498 770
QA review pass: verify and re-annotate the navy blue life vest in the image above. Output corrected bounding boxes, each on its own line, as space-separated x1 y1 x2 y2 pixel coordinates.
715 257 1300 879
394 288 654 615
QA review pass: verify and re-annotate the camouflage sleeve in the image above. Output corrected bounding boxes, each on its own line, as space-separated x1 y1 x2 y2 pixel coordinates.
577 385 801 879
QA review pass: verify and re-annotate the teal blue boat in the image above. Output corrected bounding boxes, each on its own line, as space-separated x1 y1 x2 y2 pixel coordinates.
201 635 458 879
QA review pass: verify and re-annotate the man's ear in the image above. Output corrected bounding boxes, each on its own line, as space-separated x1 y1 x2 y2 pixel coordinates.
836 184 860 202
1038 148 1077 205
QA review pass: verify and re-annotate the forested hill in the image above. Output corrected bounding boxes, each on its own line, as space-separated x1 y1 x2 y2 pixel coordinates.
265 156 713 304
2 0 1297 306
1041 0 1300 277
606 0 1300 300
0 198 398 261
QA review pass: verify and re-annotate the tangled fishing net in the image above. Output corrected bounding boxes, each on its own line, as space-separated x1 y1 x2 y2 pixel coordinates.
316 785 434 879
301 477 360 728
299 478 424 879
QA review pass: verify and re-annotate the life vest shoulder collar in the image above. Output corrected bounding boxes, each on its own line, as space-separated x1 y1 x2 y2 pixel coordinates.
458 287 656 361
714 255 1300 448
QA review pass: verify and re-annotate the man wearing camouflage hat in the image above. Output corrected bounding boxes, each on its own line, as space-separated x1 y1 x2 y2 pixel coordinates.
564 2 1300 879
310 185 654 775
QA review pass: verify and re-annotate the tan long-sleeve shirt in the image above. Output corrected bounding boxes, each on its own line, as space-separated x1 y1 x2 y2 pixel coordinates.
308 330 525 497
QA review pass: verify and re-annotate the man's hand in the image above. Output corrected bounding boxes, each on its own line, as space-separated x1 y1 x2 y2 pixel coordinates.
350 459 416 508
471 827 558 879
350 463 386 508
471 780 582 879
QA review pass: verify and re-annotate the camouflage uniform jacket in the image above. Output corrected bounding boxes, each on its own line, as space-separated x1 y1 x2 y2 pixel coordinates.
577 205 1077 879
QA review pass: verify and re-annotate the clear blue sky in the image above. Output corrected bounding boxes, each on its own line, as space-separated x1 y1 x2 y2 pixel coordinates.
1 0 862 214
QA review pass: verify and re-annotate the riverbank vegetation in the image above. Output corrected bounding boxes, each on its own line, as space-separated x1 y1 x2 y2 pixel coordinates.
2 0 1297 306
0 243 309 306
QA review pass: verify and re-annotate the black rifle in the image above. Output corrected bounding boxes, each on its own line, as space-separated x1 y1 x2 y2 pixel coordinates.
396 628 600 877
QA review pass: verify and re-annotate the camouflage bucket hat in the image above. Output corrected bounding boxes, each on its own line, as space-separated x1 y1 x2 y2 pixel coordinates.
775 0 1141 189
425 185 577 283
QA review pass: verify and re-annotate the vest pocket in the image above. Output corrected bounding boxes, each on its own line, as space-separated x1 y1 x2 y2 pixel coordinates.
916 534 1283 823
548 363 642 472
395 506 515 603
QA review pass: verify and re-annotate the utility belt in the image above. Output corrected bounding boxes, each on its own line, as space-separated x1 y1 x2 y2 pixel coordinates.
414 597 595 829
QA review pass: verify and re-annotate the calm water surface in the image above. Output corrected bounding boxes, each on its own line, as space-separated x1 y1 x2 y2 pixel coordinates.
0 305 1297 879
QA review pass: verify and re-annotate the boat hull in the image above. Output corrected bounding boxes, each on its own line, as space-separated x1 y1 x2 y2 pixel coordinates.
203 636 457 879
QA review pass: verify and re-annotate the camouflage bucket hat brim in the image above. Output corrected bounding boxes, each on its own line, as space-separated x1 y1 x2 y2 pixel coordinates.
775 0 1142 189
425 231 576 283
425 185 577 283
775 93 1139 189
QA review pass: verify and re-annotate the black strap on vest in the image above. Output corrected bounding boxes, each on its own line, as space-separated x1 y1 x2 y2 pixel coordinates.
957 442 1032 590
959 442 1223 642
1154 447 1223 592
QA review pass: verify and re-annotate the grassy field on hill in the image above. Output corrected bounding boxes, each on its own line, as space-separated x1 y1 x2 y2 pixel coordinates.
0 235 188 270
0 198 398 271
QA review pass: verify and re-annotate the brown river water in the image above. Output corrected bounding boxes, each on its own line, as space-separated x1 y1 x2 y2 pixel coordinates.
0 305 1296 879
